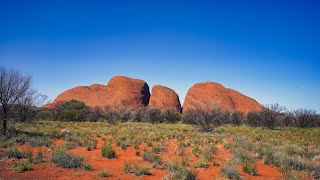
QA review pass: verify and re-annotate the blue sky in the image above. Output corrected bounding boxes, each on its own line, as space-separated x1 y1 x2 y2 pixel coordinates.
1 0 320 111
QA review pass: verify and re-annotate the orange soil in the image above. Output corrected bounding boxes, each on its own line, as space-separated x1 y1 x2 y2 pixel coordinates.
0 138 285 179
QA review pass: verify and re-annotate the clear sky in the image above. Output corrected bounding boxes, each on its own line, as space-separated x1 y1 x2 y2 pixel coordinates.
1 0 319 112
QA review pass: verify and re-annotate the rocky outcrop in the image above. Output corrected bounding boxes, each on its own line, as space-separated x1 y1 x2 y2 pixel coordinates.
45 76 262 114
105 76 150 109
183 82 263 113
149 85 181 112
44 76 150 109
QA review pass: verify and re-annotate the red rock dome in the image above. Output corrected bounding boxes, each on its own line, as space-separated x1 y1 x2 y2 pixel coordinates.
149 85 181 112
183 82 263 113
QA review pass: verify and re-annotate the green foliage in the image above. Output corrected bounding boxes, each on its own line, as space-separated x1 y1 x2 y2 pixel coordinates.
7 147 26 159
51 148 84 168
101 143 116 159
221 164 241 180
243 163 258 175
212 162 220 166
98 169 110 177
165 161 196 180
142 149 162 167
133 165 152 176
13 160 33 172
83 163 92 171
193 157 208 168
123 161 132 173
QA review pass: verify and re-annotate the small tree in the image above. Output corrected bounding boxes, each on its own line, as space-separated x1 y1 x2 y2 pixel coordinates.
17 89 48 121
101 108 119 124
291 108 317 128
229 111 244 126
0 66 31 135
183 107 227 132
246 111 261 127
147 108 162 123
161 109 181 123
259 104 285 129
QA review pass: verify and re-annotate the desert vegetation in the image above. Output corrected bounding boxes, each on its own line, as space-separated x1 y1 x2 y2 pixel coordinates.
0 119 319 179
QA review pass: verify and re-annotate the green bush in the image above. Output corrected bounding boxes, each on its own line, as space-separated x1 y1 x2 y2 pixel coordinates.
221 164 241 180
133 165 152 176
102 143 116 159
123 161 132 173
165 161 196 180
99 169 110 177
193 158 208 168
142 150 162 167
83 163 92 171
243 163 258 175
7 147 26 159
13 160 33 172
51 148 84 168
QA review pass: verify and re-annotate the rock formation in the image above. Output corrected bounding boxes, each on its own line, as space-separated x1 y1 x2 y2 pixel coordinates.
183 82 263 113
149 85 181 112
44 76 150 109
105 76 150 109
45 76 262 114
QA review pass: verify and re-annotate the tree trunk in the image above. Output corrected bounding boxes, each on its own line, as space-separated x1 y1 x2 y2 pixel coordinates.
2 107 7 136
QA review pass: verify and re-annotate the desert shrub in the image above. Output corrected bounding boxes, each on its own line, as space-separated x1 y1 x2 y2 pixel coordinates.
152 145 167 154
193 157 208 168
203 153 213 161
36 149 43 162
161 109 181 123
63 109 85 121
119 109 132 122
213 162 220 166
84 139 97 151
205 144 218 154
85 108 102 122
99 169 110 177
51 148 84 168
61 142 77 149
133 164 152 176
52 100 90 121
243 163 258 175
246 111 261 127
229 111 244 126
259 104 285 129
37 109 55 120
142 149 162 167
123 161 132 173
221 163 241 180
25 148 34 163
147 108 162 123
282 113 294 127
191 145 202 157
13 160 33 172
165 161 196 180
136 151 140 156
25 136 52 147
101 108 120 124
7 147 26 159
83 163 92 171
291 108 317 128
183 107 228 132
101 143 116 159
132 109 147 122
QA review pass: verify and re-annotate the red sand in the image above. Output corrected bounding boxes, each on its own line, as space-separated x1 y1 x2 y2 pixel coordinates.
0 138 285 179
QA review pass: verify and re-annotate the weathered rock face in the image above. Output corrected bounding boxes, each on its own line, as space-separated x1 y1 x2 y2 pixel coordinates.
105 76 150 109
48 84 109 108
149 85 181 112
44 76 150 109
183 82 263 113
